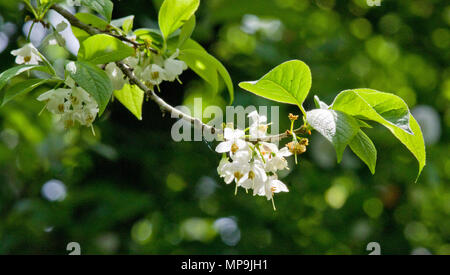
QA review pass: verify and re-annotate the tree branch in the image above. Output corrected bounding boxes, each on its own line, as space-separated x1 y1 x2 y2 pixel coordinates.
51 4 308 143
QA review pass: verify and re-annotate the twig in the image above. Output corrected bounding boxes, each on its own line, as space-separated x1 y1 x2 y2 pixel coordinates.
51 4 306 143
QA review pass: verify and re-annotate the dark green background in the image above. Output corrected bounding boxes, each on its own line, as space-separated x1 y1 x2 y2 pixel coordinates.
0 0 448 254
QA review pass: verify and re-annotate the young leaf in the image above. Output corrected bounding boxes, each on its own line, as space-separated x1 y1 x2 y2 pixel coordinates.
179 49 219 95
111 15 135 33
158 0 200 39
66 61 113 115
180 40 234 103
239 60 312 114
306 109 360 163
178 15 196 47
80 0 114 22
78 34 135 64
114 84 144 120
331 88 425 179
1 79 49 106
349 130 377 174
0 65 43 91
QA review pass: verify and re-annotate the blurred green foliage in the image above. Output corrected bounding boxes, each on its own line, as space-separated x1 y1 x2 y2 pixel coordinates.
0 0 449 254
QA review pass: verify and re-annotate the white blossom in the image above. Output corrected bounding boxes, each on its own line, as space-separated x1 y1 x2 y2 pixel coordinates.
163 49 187 82
10 43 42 65
248 110 269 139
142 64 167 86
37 78 99 130
253 174 289 201
238 160 267 191
215 128 248 154
37 88 71 114
214 111 296 210
260 142 292 172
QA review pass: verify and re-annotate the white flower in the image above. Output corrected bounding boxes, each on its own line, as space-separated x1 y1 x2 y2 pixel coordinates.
163 49 187 81
37 88 71 114
66 61 77 74
142 64 167 86
215 128 247 154
37 77 99 130
105 63 127 91
10 43 42 65
218 158 249 186
70 86 91 107
238 160 267 191
61 111 76 129
248 111 269 139
253 174 289 203
259 142 292 172
78 103 99 127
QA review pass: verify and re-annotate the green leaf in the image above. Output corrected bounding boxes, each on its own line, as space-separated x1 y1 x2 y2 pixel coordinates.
390 114 426 181
331 88 425 179
179 49 219 95
178 15 196 47
111 15 135 33
331 89 412 134
179 41 234 103
80 0 114 22
239 60 312 114
75 13 109 30
66 61 113 115
0 65 42 91
349 130 377 174
78 34 135 64
1 79 49 106
114 84 144 120
72 13 109 43
306 109 360 163
158 0 200 39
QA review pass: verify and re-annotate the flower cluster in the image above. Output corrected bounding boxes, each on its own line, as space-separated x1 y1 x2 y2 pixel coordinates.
215 111 298 210
104 49 188 92
37 77 99 132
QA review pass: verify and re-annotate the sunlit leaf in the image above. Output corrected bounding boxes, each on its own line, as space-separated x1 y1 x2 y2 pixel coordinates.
158 0 200 39
114 84 144 120
78 34 135 64
239 60 311 113
331 89 425 179
349 130 377 174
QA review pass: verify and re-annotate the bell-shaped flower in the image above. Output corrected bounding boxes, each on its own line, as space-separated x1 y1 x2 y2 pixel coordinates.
239 160 268 191
37 88 71 114
254 174 289 203
142 64 167 86
215 128 247 154
11 43 42 65
163 49 187 82
248 111 269 139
